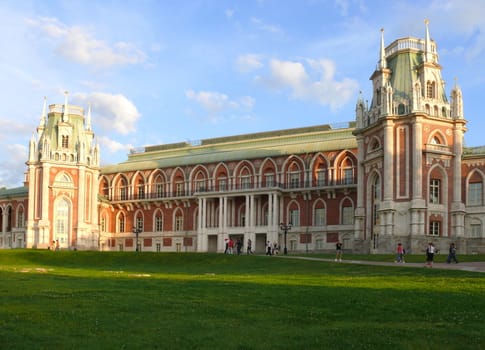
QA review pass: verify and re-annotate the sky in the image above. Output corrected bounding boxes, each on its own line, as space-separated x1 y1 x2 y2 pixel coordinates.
1 0 485 188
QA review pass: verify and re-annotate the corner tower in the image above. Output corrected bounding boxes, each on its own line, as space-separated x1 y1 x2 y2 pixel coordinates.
25 92 100 249
354 21 466 253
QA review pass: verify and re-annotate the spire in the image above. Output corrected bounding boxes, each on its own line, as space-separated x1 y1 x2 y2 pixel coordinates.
62 91 69 122
379 28 387 69
86 102 92 131
424 19 432 63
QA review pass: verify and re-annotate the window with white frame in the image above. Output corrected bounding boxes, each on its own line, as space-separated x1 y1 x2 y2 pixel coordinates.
468 182 483 206
100 216 106 232
241 175 251 189
343 168 353 184
175 215 183 231
196 179 205 192
290 209 300 226
17 208 25 228
137 182 145 199
155 213 163 232
155 183 164 198
119 186 127 201
316 238 324 249
342 206 353 225
289 172 300 189
429 221 440 236
470 223 482 237
136 216 144 231
118 215 125 233
265 173 274 187
176 182 184 196
316 169 325 186
430 179 440 204
314 208 326 226
219 178 227 191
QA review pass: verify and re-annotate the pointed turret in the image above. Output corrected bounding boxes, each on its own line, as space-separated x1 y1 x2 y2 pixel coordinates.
450 77 464 119
37 97 47 134
86 103 92 131
424 19 433 63
378 28 387 70
62 91 69 122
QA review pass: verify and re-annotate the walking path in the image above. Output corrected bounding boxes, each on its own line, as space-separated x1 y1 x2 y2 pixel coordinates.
284 256 485 273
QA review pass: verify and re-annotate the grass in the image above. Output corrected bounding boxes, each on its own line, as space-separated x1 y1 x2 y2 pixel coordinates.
0 250 484 350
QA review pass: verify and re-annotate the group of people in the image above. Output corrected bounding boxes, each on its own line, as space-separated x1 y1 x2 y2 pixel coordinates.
394 242 459 267
224 237 253 255
266 241 280 255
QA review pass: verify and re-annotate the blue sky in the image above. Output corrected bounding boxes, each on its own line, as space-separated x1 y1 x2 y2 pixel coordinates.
1 0 484 188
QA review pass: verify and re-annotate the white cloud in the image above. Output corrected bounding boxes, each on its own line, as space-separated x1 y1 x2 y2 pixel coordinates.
225 9 235 19
185 90 255 122
71 92 141 135
262 58 358 110
250 17 284 35
0 144 27 188
97 135 132 155
236 54 263 73
26 17 146 68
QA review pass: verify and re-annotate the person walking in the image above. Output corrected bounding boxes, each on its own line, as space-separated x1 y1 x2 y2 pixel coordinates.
246 239 252 255
228 238 234 254
425 242 436 268
395 243 405 263
266 241 273 256
446 243 459 264
335 241 343 262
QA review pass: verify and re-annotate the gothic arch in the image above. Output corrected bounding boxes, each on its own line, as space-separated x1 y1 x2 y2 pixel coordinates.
282 155 305 189
153 208 164 232
310 153 329 187
334 150 357 185
234 160 255 190
214 162 229 191
427 131 447 146
190 165 209 192
259 158 277 187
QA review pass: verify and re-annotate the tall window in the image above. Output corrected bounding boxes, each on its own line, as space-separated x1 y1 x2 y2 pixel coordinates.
342 206 353 225
100 216 106 232
55 199 69 246
62 135 69 148
429 221 440 236
430 179 441 204
265 174 274 187
219 178 227 191
241 175 251 189
343 168 353 185
136 216 144 231
289 172 300 189
290 209 300 226
316 169 325 186
155 183 164 198
471 223 482 237
175 213 184 231
468 182 483 206
155 213 163 232
137 181 145 199
373 177 381 225
17 208 25 228
176 182 184 196
196 179 206 192
426 81 435 98
314 208 326 226
118 214 125 233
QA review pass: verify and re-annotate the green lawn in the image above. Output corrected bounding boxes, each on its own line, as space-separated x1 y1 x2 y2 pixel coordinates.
0 250 483 350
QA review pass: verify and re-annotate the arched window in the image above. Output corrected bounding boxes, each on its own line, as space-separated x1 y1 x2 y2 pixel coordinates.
154 210 164 232
174 209 184 231
117 213 125 233
54 198 70 248
426 81 435 98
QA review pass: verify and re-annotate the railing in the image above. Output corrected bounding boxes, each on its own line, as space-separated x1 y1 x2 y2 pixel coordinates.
107 178 357 202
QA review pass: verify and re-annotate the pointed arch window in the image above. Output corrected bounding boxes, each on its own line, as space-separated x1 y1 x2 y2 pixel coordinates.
426 81 435 99
61 135 69 148
55 198 70 247
118 214 125 233
314 207 326 226
155 211 164 232
468 182 483 206
430 179 441 204
174 210 184 231
17 207 25 228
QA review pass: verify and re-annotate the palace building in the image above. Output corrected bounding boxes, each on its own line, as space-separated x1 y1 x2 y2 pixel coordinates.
1 23 485 254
